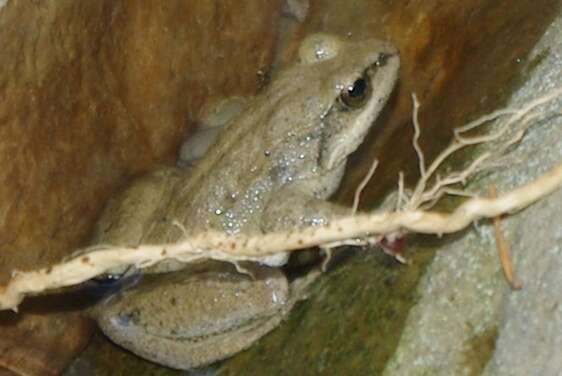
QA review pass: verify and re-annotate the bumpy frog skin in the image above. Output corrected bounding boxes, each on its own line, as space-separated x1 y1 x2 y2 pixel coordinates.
90 33 399 369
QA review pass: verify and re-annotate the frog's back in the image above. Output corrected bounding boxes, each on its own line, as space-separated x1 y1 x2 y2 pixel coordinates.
97 32 400 253
145 34 400 245
145 75 321 242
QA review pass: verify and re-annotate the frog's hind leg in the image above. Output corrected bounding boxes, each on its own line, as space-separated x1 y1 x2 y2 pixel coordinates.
93 264 290 370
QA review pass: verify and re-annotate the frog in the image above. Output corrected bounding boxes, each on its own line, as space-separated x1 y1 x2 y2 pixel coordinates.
89 33 400 369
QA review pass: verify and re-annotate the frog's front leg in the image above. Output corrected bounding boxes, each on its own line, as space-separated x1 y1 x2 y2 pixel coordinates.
262 185 351 234
258 184 352 272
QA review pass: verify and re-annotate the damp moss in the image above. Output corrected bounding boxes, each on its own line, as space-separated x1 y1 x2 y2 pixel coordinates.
217 238 438 375
462 326 499 376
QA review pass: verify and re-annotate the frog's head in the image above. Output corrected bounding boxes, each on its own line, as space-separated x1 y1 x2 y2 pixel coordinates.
298 33 400 171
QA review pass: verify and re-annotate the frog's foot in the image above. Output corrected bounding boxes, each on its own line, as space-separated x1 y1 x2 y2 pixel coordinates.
287 266 322 304
260 184 355 288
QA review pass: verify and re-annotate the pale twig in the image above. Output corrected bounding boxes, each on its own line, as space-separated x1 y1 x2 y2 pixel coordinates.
455 87 562 142
325 158 379 271
488 185 523 290
320 247 333 272
417 152 491 209
407 141 465 209
351 159 379 214
233 262 255 278
1 88 561 311
419 188 478 211
0 161 561 311
397 172 406 210
453 108 519 135
407 87 562 211
172 220 189 237
411 94 426 177
323 157 379 270
454 109 533 146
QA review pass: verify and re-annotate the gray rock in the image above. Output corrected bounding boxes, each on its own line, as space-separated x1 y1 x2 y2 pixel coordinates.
384 12 562 376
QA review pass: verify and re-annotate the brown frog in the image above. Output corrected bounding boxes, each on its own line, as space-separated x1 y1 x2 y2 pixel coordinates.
89 33 399 369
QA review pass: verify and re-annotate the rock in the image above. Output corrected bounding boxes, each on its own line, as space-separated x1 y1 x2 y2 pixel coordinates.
2 0 560 374
0 311 92 376
0 0 280 284
216 1 561 374
385 9 562 376
0 1 281 374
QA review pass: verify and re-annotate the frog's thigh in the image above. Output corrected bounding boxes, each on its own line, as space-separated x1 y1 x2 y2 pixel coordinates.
92 167 184 245
261 186 349 232
94 265 290 369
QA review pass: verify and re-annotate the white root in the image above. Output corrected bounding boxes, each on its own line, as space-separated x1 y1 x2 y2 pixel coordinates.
351 158 379 214
1 88 561 312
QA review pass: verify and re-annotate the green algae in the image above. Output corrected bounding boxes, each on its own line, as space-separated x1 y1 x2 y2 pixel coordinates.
462 326 499 376
217 239 438 375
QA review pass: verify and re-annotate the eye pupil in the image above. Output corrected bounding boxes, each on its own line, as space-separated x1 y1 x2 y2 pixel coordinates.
347 79 366 98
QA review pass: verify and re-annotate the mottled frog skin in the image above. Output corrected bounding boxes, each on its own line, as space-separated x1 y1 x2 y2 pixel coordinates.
90 33 399 369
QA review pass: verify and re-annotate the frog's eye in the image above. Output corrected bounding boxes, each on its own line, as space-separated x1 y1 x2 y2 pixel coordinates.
337 73 372 110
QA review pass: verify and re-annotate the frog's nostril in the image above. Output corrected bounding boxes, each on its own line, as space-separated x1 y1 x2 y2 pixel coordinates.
376 52 393 67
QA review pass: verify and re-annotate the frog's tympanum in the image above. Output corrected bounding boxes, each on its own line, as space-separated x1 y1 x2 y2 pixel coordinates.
89 33 400 369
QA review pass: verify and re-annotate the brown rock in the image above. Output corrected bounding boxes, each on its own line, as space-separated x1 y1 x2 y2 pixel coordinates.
0 311 92 376
0 0 281 281
0 0 281 374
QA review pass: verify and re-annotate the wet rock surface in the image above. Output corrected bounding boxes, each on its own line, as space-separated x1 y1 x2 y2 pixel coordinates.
1 0 561 374
0 311 92 376
0 1 279 374
0 0 279 283
385 12 562 376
